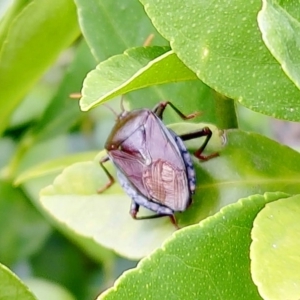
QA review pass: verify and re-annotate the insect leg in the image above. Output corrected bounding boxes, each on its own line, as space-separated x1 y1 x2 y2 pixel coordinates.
129 201 141 219
179 127 219 161
97 155 115 193
152 101 200 120
130 202 179 229
133 213 179 229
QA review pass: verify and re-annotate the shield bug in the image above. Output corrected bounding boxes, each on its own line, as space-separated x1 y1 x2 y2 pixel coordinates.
98 101 218 228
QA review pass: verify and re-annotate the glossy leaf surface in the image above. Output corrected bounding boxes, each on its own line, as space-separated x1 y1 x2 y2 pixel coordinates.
138 0 300 121
75 0 217 124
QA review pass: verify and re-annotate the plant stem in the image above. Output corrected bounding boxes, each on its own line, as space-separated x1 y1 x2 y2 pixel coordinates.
214 93 238 129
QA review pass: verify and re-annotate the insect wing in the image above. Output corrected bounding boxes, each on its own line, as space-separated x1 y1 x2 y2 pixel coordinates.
109 112 190 211
143 114 190 211
108 149 150 199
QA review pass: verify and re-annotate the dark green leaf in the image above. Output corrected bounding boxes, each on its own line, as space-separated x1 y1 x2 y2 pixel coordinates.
74 0 167 61
0 181 50 265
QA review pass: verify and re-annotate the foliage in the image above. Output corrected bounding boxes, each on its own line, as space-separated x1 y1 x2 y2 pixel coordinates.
0 0 299 299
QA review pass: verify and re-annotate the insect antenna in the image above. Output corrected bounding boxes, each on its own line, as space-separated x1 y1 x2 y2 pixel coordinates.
143 33 154 46
103 103 119 119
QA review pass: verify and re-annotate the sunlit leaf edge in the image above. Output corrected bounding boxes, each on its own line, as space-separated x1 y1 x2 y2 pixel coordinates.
0 263 37 300
14 151 98 185
80 46 198 111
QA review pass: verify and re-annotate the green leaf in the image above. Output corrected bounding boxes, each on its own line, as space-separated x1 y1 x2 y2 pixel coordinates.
74 0 167 61
0 263 37 300
80 47 197 111
29 39 96 143
0 137 16 170
139 0 300 121
168 122 224 152
251 195 300 300
126 81 218 124
3 41 96 181
24 278 75 300
41 160 164 260
40 128 300 259
15 151 98 185
0 0 80 136
0 181 51 265
9 83 54 128
75 0 218 124
0 0 28 49
29 231 102 298
99 192 289 300
23 171 115 266
9 135 70 182
258 0 300 90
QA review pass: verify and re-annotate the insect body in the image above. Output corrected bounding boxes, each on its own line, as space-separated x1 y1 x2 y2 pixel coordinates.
99 101 218 228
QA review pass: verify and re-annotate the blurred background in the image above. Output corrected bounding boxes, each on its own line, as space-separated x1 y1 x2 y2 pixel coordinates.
1 0 300 299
